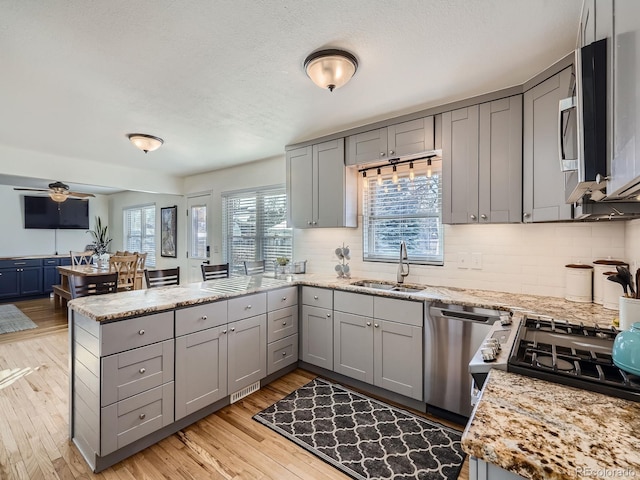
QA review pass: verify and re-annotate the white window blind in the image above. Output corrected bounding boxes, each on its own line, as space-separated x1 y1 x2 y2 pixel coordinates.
123 205 156 267
222 186 292 274
363 161 443 265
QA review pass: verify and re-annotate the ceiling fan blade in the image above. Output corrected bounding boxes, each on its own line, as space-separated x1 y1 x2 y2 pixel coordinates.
68 192 95 198
13 187 49 192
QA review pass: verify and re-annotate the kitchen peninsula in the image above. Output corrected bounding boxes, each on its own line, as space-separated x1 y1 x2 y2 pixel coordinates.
67 274 639 476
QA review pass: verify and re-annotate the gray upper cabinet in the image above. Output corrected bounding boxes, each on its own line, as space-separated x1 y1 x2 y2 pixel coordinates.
442 105 480 224
345 116 434 166
478 95 523 223
523 67 574 222
443 96 522 225
579 0 596 48
287 138 357 228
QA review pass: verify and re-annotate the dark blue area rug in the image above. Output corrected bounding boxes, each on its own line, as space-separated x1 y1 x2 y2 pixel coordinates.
253 378 465 480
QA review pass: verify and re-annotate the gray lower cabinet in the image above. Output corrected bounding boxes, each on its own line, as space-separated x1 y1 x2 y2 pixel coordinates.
300 286 334 370
71 311 175 466
266 286 298 375
333 292 424 401
523 66 574 222
227 314 267 394
287 138 357 228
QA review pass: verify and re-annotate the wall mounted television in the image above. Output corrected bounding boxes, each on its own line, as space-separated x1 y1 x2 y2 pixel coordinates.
24 196 90 229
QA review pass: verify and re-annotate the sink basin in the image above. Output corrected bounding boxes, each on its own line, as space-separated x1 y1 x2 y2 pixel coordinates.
350 280 424 293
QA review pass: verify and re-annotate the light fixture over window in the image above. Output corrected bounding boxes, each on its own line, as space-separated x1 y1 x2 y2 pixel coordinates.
304 49 358 92
128 133 164 153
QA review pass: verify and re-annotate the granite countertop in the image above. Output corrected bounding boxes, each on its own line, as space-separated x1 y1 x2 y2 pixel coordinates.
68 272 620 327
462 369 640 480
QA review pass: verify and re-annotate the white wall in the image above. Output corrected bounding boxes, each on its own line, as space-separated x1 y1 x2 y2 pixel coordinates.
108 191 185 270
183 155 286 265
0 184 109 257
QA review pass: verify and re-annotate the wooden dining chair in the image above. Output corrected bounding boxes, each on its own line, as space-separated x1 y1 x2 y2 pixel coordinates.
108 254 138 291
68 272 119 299
70 250 94 266
243 260 266 275
201 263 230 281
145 267 180 288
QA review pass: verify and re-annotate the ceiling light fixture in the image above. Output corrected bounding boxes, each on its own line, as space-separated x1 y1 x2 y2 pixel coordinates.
127 133 164 153
49 192 68 203
304 49 358 92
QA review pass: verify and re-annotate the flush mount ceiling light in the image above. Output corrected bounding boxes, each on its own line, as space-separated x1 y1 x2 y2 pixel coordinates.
304 49 358 92
127 133 164 153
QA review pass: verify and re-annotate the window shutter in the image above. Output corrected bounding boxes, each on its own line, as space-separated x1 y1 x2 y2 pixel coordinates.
123 205 156 267
363 162 443 264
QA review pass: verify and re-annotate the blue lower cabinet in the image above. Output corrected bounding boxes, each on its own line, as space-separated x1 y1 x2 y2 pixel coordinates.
0 268 20 298
0 258 48 299
43 257 61 293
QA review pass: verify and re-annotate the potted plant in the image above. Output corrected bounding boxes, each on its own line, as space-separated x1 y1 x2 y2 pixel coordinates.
274 256 290 277
87 216 112 267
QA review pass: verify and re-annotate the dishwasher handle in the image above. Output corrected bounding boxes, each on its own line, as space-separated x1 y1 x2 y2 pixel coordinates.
429 306 499 324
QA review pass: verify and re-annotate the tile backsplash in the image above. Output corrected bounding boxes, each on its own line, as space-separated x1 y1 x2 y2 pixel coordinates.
294 219 636 298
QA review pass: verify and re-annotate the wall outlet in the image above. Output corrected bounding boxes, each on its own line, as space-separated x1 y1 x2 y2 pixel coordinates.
458 252 469 269
471 252 483 270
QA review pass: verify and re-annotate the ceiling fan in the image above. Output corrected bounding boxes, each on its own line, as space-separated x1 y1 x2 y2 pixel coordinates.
13 181 96 203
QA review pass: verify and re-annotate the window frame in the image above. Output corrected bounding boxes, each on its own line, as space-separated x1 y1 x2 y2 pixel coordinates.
122 203 157 267
362 161 444 266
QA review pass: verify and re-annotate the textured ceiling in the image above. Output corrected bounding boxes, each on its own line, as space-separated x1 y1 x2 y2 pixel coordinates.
0 0 583 192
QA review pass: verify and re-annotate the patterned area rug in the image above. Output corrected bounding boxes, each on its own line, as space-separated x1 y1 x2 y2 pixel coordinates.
0 304 38 334
253 378 465 480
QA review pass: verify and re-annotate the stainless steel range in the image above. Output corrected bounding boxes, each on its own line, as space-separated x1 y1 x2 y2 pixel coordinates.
507 316 640 402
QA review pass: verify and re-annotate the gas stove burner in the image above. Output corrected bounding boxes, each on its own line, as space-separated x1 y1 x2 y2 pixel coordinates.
536 355 575 372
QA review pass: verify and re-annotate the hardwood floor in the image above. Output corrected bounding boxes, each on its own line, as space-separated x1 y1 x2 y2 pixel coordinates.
0 298 469 480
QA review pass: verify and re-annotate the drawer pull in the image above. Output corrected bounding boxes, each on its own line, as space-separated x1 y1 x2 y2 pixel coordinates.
139 368 146 374
139 413 146 420
282 352 287 356
138 329 145 335
326 313 331 318
231 327 235 332
374 324 379 328
245 304 252 310
14 262 26 265
282 321 287 326
366 322 371 327
201 315 208 321
222 329 227 334
281 296 287 301
314 295 319 300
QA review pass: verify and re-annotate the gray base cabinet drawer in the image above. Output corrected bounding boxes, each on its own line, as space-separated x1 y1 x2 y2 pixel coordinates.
100 382 174 456
334 291 374 316
267 286 297 310
267 334 298 375
101 340 175 407
228 293 266 322
100 312 174 356
374 297 423 326
267 306 298 343
175 301 228 336
302 286 333 309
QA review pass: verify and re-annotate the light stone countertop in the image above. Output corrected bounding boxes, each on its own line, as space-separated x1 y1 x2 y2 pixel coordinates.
68 272 620 327
462 369 640 480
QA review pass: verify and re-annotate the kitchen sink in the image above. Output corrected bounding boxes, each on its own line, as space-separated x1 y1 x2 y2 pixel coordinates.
350 280 425 293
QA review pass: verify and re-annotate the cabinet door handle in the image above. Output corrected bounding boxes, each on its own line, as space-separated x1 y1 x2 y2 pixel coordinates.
389 150 395 155
201 315 207 321
314 295 318 300
139 413 146 420
312 221 317 225
139 368 146 374
307 221 312 225
380 152 386 157
222 329 227 334
470 214 477 220
282 351 287 356
231 327 235 332
245 305 252 310
138 329 145 335
523 212 530 221
282 321 287 326
366 322 371 326
480 214 487 220
326 313 331 318
281 297 287 301
374 323 379 328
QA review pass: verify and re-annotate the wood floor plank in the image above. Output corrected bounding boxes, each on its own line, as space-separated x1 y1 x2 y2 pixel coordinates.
0 297 470 480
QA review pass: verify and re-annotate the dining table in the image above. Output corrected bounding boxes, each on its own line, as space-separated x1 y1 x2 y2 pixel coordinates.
54 264 144 306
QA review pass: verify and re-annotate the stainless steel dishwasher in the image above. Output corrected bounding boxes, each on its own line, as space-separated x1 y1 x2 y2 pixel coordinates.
424 302 503 418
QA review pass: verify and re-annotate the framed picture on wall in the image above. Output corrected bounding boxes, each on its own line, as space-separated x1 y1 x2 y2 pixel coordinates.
161 206 177 258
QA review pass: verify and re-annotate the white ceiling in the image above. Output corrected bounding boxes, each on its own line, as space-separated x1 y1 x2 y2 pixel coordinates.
0 0 583 193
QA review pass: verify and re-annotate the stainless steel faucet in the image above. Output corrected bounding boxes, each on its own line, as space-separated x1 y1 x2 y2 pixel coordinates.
397 241 410 283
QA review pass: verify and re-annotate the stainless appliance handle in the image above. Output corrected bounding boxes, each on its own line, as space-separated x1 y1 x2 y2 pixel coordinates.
558 96 578 172
429 307 496 324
